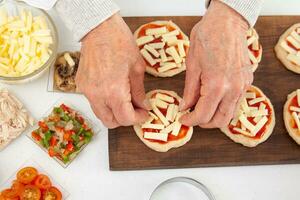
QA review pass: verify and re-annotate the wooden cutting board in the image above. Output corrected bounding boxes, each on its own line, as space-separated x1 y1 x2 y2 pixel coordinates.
109 16 300 171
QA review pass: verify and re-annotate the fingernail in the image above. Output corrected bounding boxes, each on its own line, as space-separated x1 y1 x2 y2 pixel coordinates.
179 100 185 111
143 99 152 110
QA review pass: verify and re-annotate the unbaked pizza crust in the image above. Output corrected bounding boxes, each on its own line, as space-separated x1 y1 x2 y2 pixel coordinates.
133 89 193 152
283 90 300 145
220 86 275 147
134 21 189 77
274 23 300 74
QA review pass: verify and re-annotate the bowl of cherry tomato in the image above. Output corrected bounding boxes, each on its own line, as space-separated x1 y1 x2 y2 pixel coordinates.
0 166 64 200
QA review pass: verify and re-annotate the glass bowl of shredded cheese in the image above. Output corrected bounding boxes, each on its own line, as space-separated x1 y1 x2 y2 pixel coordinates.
0 0 58 84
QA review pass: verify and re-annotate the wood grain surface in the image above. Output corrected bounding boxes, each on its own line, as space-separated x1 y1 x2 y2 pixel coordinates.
109 16 300 171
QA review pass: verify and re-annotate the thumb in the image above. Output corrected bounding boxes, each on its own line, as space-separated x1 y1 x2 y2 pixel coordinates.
130 59 151 110
180 48 201 111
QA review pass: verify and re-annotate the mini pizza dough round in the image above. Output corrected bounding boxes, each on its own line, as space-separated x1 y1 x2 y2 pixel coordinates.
133 89 193 152
275 23 300 74
220 86 275 147
283 90 300 145
134 21 189 77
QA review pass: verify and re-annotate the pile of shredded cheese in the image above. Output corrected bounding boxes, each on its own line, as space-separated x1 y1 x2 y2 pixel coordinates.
0 9 53 77
0 89 34 150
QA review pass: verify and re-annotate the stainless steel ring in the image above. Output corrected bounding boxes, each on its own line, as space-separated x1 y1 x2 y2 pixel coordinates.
150 177 216 200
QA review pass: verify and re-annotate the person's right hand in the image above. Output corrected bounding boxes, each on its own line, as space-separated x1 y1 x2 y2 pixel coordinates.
76 13 150 128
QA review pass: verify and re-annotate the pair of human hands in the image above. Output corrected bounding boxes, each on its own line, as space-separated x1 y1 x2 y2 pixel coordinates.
76 0 253 129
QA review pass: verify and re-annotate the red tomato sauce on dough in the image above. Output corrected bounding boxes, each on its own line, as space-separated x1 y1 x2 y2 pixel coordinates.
138 23 188 71
247 36 260 64
228 88 272 139
288 95 299 129
142 92 190 144
287 41 300 51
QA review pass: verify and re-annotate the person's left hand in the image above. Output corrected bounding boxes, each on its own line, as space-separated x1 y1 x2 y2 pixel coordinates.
180 0 253 128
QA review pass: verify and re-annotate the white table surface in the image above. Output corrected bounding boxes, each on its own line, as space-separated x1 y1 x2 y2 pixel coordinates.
1 0 300 199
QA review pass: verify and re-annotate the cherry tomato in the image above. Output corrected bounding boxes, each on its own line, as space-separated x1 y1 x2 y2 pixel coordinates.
31 131 41 142
34 175 52 190
49 136 58 147
66 142 74 152
48 147 56 157
20 185 41 200
60 104 70 113
1 188 19 199
11 180 24 196
17 167 38 184
38 121 48 132
42 187 62 200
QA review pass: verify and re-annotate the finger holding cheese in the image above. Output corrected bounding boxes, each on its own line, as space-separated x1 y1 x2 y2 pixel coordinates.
0 9 53 77
134 21 189 77
220 85 275 147
134 89 193 152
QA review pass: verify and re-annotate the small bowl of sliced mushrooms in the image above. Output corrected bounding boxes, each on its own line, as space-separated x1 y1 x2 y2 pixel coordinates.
53 51 80 93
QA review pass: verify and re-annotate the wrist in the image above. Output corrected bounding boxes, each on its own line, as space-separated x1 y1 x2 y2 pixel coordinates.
82 13 122 43
206 0 249 31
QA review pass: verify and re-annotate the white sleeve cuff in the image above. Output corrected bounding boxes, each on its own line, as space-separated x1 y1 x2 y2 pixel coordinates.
55 0 120 41
205 0 264 27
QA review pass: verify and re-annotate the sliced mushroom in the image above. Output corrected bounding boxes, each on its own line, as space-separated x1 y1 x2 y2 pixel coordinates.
54 51 80 92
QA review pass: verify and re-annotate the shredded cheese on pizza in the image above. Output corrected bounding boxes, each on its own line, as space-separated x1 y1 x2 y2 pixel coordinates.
247 28 262 67
289 89 300 131
228 89 271 138
136 22 189 74
280 27 300 66
142 92 187 142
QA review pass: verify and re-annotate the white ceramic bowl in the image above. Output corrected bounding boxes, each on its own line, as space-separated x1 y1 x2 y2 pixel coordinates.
0 0 58 84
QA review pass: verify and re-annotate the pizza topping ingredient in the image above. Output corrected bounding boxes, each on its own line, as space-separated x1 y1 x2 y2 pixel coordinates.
20 185 41 200
141 91 190 143
30 104 94 164
42 186 62 200
1 167 63 200
280 27 300 66
289 89 300 131
0 10 53 77
54 51 80 92
34 174 52 190
246 28 262 66
136 35 154 46
17 167 38 184
228 87 272 138
0 89 34 150
136 22 189 73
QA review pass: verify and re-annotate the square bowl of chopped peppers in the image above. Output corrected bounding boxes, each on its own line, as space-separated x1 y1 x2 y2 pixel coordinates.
27 102 98 168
